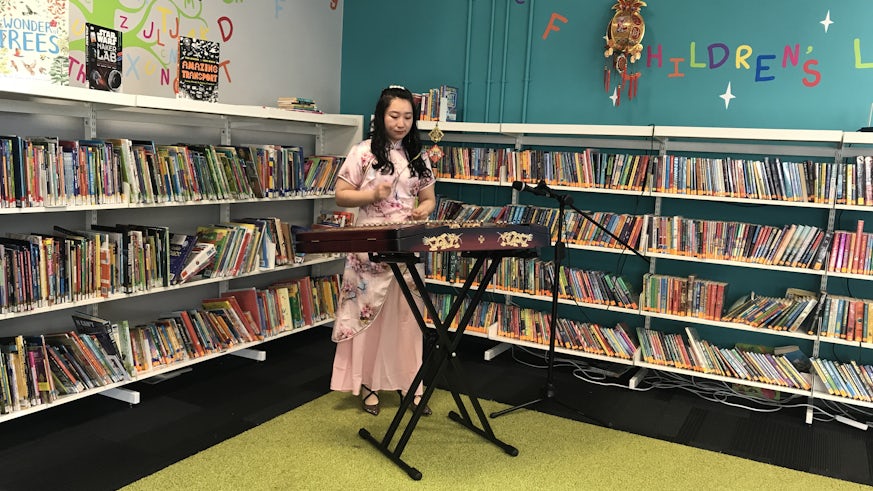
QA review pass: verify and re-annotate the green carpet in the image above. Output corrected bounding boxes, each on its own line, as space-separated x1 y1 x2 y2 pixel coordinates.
124 391 869 490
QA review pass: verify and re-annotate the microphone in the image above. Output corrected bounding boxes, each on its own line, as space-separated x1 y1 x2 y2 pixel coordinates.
512 180 548 196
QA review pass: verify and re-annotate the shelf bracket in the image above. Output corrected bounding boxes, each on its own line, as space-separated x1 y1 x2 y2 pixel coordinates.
315 123 325 154
100 387 141 404
483 342 511 361
83 103 97 139
221 117 231 145
85 210 97 227
141 367 193 384
629 367 648 389
231 348 267 361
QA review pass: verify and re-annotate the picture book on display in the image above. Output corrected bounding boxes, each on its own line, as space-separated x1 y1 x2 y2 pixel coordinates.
177 242 217 284
177 36 220 102
85 23 122 91
168 233 198 283
70 311 131 382
440 85 458 122
0 0 69 84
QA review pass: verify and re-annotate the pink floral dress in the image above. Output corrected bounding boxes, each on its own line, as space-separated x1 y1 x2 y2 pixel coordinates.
330 139 435 395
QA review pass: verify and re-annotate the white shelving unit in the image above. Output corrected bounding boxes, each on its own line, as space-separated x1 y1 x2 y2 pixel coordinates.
0 83 362 423
422 122 873 423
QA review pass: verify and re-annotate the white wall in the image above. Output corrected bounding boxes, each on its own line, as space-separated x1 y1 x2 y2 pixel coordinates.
68 1 344 112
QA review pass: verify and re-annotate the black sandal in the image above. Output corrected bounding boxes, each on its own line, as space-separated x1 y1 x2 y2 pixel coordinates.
397 390 432 416
361 385 380 416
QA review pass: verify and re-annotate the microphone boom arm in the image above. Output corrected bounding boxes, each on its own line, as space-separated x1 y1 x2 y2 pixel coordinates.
513 180 649 264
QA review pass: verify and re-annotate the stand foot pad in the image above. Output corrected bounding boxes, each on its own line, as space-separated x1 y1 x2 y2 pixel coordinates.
358 427 422 480
448 411 519 457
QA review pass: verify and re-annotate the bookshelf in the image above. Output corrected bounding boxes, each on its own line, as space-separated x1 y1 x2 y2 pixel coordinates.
420 121 873 424
0 81 361 422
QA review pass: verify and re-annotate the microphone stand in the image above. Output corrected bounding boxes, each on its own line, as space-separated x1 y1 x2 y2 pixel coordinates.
490 180 648 421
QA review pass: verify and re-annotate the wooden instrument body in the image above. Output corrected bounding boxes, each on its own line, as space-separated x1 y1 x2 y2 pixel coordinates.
295 222 550 253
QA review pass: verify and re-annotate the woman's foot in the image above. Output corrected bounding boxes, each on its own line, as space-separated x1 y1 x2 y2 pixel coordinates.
397 390 432 416
361 385 380 416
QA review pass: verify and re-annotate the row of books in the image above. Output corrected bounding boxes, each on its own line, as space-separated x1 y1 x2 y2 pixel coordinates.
0 312 133 413
490 300 638 358
655 155 830 202
722 290 819 333
424 292 638 358
192 217 298 281
434 146 653 191
414 85 458 122
818 294 873 342
430 255 825 335
0 216 307 314
433 195 847 277
229 275 339 336
432 231 873 338
641 274 728 321
0 224 166 311
492 204 645 252
640 327 811 390
0 335 56 411
424 254 638 309
425 291 865 393
435 199 834 273
431 198 505 224
127 275 339 372
433 144 873 208
423 293 494 335
430 290 860 394
0 136 125 207
120 143 342 203
432 146 507 181
812 357 873 401
424 250 484 286
548 318 637 359
436 198 873 282
0 274 341 414
0 135 345 207
560 267 638 309
828 220 873 275
641 275 820 334
494 302 561 344
515 149 651 192
277 96 321 114
432 197 646 251
645 216 830 270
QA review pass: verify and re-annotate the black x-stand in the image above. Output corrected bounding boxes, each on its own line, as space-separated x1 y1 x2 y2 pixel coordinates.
359 248 532 480
490 180 648 421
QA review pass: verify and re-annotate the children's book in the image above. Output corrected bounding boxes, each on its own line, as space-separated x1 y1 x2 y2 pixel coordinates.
85 23 122 91
168 233 198 283
0 2 69 84
177 36 220 102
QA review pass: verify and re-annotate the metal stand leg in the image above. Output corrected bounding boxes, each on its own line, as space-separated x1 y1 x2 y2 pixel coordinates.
358 251 521 479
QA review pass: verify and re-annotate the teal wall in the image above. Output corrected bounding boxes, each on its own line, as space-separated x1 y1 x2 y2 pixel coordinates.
341 0 873 130
341 1 873 355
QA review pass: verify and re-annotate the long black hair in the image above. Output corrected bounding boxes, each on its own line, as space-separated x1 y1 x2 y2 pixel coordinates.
369 86 431 178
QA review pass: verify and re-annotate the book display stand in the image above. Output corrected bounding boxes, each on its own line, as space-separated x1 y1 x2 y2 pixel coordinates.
490 180 648 421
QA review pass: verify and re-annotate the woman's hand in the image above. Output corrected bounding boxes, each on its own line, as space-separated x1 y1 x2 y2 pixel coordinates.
410 205 430 221
373 182 392 203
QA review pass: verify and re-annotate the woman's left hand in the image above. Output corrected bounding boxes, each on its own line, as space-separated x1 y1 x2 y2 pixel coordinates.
410 206 429 221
